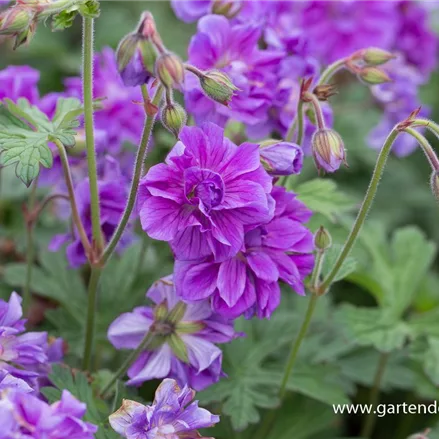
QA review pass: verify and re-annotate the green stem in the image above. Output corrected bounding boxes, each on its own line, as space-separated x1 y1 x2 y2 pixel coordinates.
318 128 400 294
360 353 389 438
403 127 439 171
317 59 347 85
310 251 325 291
83 16 103 253
54 139 91 254
82 266 101 370
286 100 304 144
306 93 326 130
23 178 38 316
279 294 319 400
102 85 163 263
101 330 155 398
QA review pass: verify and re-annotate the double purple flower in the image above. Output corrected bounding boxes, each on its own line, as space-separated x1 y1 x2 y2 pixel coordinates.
138 123 273 262
175 186 314 318
108 275 237 391
110 378 219 439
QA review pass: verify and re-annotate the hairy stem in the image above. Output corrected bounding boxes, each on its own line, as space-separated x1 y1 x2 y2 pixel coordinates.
82 266 101 370
286 100 304 144
100 330 155 398
83 16 103 254
23 178 38 316
310 251 325 291
318 128 400 294
361 353 389 438
403 127 439 171
102 85 163 263
54 139 91 254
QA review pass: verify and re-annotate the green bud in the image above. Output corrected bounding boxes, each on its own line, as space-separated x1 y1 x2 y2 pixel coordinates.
431 171 439 201
153 300 168 322
161 102 187 138
138 38 158 76
358 67 392 85
314 226 332 251
362 47 395 66
200 70 238 106
0 6 34 36
155 52 185 89
312 128 346 173
116 33 140 73
166 302 187 324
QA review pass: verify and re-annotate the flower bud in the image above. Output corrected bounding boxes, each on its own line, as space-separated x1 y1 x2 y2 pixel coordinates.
211 0 242 18
312 128 346 173
431 171 439 201
362 48 395 66
314 226 332 251
0 6 33 36
200 70 238 106
161 102 187 138
259 141 303 176
155 52 185 89
358 67 391 85
137 11 157 39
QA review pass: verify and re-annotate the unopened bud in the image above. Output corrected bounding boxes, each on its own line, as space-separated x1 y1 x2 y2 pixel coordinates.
161 102 187 138
0 6 33 36
312 128 346 173
362 48 395 66
431 171 439 201
200 70 238 106
314 226 332 251
358 67 391 85
212 0 242 18
156 52 185 89
260 141 303 176
137 11 157 39
116 33 140 75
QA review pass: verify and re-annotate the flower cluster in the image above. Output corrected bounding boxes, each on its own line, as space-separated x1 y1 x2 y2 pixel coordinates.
109 378 219 439
108 275 237 391
0 292 63 392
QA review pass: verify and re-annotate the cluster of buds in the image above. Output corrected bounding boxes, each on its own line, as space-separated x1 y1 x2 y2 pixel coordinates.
117 11 238 138
0 0 98 49
345 47 395 85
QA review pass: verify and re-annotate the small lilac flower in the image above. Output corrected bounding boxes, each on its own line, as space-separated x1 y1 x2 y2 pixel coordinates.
50 157 134 267
260 141 303 176
110 378 219 439
108 275 237 391
138 123 273 262
175 186 314 319
65 48 146 151
368 57 430 157
298 1 399 64
0 389 97 438
184 15 283 130
171 0 211 23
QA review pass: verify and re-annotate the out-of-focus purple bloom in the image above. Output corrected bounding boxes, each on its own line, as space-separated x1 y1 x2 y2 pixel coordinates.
298 1 399 64
65 48 146 151
0 389 97 438
171 0 211 23
110 378 219 439
0 370 33 393
108 275 237 391
50 157 133 268
260 141 303 176
395 1 438 78
138 123 273 262
175 186 314 319
368 57 430 157
185 15 283 131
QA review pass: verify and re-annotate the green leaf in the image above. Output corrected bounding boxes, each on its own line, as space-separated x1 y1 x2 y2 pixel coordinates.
336 304 411 353
295 178 356 221
0 97 86 185
321 244 358 283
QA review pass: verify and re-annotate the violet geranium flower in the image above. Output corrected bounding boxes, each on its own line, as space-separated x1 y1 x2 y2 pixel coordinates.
108 275 237 391
0 389 97 439
138 123 273 262
109 378 219 439
175 186 314 319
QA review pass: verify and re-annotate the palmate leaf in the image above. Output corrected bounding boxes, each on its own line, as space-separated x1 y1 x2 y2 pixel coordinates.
0 97 84 186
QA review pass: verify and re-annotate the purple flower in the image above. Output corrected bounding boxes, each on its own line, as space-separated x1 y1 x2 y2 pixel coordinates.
368 57 430 157
184 15 283 130
109 378 219 439
65 48 146 151
171 0 211 23
50 157 134 268
260 141 303 176
138 123 273 262
298 1 399 64
395 1 438 78
108 275 237 391
0 389 97 439
175 186 314 319
0 370 33 393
